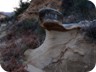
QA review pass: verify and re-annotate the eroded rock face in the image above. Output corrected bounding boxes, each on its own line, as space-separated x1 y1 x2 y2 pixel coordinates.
17 0 62 22
24 8 96 72
25 29 95 72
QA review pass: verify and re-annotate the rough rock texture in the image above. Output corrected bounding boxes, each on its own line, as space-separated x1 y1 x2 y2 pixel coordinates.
24 22 96 72
0 0 96 71
17 0 96 23
0 20 40 72
17 0 62 22
0 13 7 22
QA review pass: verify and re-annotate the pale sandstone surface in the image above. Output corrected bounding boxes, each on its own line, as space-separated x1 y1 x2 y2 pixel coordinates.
24 22 96 72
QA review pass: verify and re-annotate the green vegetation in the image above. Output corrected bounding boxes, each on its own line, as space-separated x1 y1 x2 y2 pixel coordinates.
85 21 96 42
14 0 30 16
61 0 96 20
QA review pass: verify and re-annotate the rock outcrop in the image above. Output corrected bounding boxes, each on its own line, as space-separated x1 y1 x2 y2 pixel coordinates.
0 0 96 72
17 0 62 22
17 0 96 23
24 8 96 72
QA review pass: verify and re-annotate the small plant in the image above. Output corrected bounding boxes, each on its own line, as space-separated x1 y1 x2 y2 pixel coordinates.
14 19 45 44
61 0 96 20
1 42 28 72
15 19 38 32
84 21 96 42
14 0 30 16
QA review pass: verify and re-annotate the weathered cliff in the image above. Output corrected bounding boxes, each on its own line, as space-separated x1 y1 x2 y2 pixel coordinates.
24 20 96 72
17 0 62 22
23 8 96 72
0 0 96 72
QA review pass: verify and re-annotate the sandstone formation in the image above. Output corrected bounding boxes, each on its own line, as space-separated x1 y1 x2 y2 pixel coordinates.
0 0 96 72
17 0 62 22
17 0 96 23
24 8 96 72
